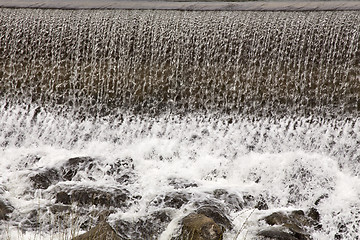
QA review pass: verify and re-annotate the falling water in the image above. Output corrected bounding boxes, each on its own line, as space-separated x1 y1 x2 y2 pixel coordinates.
1 9 359 117
0 8 360 240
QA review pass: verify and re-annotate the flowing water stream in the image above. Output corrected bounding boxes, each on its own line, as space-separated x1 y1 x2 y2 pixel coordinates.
0 8 360 239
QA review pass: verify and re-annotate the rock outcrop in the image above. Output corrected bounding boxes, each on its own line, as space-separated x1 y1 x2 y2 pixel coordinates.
180 213 224 240
72 222 121 240
258 209 321 240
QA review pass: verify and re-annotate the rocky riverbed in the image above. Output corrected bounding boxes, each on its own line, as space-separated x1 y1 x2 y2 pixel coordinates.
0 155 343 239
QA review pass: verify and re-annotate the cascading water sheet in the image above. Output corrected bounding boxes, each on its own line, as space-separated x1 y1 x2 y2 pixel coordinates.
0 8 360 240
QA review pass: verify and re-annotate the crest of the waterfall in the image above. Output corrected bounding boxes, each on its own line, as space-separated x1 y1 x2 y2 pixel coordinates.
0 8 359 118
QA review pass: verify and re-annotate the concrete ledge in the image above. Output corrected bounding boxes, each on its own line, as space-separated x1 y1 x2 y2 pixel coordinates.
0 1 360 11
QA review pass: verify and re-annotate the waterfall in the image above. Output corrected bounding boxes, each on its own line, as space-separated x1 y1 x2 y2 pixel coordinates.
1 7 360 240
1 9 359 117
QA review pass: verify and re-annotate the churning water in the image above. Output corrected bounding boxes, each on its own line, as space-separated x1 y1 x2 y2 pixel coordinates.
0 8 360 239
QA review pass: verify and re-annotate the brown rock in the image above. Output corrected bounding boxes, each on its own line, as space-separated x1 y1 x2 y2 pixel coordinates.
261 209 320 240
181 213 223 240
30 168 61 189
258 227 299 240
114 210 172 239
0 199 14 220
72 222 121 240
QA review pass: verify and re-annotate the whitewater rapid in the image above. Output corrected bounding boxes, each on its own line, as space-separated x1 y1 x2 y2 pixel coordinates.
1 103 360 239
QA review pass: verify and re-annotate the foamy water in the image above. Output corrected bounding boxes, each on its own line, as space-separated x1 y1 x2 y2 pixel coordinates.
1 103 360 239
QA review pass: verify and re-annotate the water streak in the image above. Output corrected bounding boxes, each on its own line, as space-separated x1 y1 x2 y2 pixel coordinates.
0 9 359 117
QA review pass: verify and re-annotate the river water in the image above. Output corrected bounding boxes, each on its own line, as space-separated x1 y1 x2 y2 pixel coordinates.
0 8 360 239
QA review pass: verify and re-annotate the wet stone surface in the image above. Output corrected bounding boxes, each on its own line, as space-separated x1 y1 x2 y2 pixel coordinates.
113 210 173 240
0 199 14 220
259 209 322 240
55 186 131 209
30 168 61 189
72 221 122 240
179 213 224 240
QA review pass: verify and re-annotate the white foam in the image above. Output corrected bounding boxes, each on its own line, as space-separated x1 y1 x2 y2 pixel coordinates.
1 104 360 239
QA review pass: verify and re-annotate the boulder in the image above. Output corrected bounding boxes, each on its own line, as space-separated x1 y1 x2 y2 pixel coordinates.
180 213 224 240
72 222 121 240
258 227 299 240
56 191 71 205
30 168 61 189
114 210 172 239
195 205 232 230
149 192 191 209
259 209 321 240
55 187 129 209
213 189 244 211
0 199 14 220
61 157 95 181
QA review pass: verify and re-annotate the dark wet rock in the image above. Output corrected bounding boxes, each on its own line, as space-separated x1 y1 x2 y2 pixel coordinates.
69 187 129 208
307 208 321 225
61 157 95 181
168 178 198 189
0 199 14 220
59 156 137 184
30 168 61 189
194 204 233 230
77 209 117 230
149 191 191 209
179 213 224 240
51 185 131 209
56 191 71 205
213 189 244 211
114 210 172 240
164 193 189 208
261 209 321 240
49 204 71 214
258 227 299 240
72 221 121 240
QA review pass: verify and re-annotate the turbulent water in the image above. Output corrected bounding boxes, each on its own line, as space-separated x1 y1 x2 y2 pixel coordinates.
0 8 360 240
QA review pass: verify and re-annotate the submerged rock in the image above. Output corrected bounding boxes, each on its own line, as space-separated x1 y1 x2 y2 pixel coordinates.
213 189 244 211
0 199 14 220
149 191 191 209
180 213 224 240
114 210 172 239
61 157 95 181
259 209 321 240
30 168 61 189
258 227 299 240
72 222 121 240
55 186 129 209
